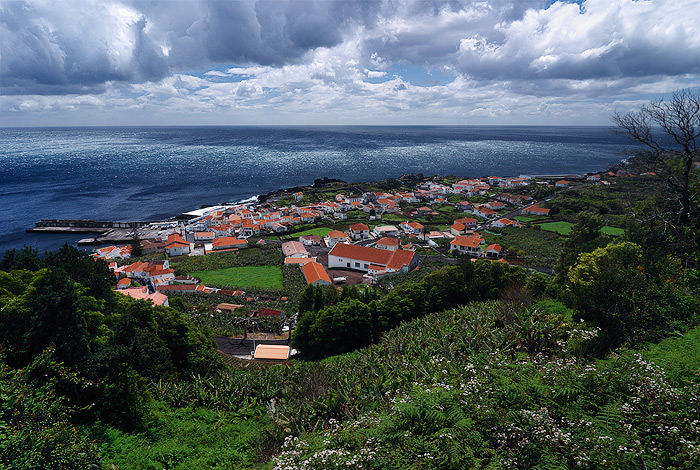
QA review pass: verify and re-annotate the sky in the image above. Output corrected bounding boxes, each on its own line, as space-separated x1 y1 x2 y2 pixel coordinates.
1 0 699 127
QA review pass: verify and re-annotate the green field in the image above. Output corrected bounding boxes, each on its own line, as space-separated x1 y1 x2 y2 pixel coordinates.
601 226 625 236
537 221 573 235
292 227 332 238
190 265 283 289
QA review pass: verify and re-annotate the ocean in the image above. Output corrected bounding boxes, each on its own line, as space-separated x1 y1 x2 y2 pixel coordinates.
0 126 639 254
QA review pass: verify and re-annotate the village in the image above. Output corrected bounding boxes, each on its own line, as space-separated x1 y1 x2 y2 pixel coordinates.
89 171 625 360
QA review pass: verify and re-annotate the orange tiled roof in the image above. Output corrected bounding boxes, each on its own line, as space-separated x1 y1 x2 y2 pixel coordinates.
450 236 481 248
329 243 417 271
301 261 331 284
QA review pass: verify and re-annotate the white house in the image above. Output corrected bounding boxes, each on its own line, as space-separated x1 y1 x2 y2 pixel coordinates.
373 225 399 238
164 233 191 256
348 223 371 240
326 230 350 247
449 235 482 255
328 243 419 275
375 237 400 251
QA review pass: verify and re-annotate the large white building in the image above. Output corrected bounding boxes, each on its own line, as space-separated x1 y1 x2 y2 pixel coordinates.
328 243 419 276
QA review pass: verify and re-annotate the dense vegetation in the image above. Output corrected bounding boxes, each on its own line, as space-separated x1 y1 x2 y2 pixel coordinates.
1 151 699 468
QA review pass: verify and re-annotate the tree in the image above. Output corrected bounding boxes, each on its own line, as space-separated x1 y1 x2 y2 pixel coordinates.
130 230 143 258
613 89 700 225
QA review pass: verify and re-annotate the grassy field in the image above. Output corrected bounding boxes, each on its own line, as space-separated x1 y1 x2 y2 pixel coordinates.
291 227 332 238
190 266 283 289
601 226 625 236
537 221 573 235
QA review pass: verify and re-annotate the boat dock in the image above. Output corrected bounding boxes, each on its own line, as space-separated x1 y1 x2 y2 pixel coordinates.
27 218 173 246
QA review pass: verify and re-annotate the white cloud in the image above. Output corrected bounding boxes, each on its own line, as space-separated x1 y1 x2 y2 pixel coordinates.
2 0 698 125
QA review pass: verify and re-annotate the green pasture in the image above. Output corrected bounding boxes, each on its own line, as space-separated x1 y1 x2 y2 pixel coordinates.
601 226 625 236
292 227 332 238
537 221 573 235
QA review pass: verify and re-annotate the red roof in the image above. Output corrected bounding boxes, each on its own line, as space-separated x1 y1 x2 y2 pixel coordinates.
328 243 417 271
281 241 308 257
349 223 369 231
525 206 551 215
212 237 247 249
376 237 400 246
450 236 481 248
328 230 348 238
455 217 477 225
302 261 332 284
165 233 189 247
487 243 502 252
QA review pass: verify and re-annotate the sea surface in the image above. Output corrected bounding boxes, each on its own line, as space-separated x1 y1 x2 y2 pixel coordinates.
0 126 640 254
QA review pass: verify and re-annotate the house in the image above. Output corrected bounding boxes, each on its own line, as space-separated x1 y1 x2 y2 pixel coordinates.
400 221 424 236
117 286 169 307
301 261 332 286
281 241 309 258
555 180 571 188
492 218 520 228
375 237 400 251
208 237 248 253
141 239 166 254
450 235 482 255
194 231 215 243
253 344 290 361
326 230 351 247
485 201 506 211
327 243 419 275
586 174 601 182
455 201 473 211
454 217 478 229
209 224 233 237
450 222 468 236
116 278 131 290
164 233 191 256
473 206 497 218
295 192 304 201
348 223 371 240
522 205 551 216
299 235 321 246
486 244 502 258
373 225 399 238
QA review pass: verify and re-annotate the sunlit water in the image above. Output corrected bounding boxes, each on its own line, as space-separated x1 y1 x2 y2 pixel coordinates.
0 126 638 253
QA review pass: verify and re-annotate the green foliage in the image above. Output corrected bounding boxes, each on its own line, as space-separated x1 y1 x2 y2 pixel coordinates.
172 246 282 275
484 226 563 267
555 211 607 281
190 265 283 289
0 251 220 429
565 242 700 349
292 299 373 359
92 401 271 469
0 348 102 469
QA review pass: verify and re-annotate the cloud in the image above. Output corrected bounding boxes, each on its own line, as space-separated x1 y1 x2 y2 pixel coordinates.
1 0 698 125
0 1 169 95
